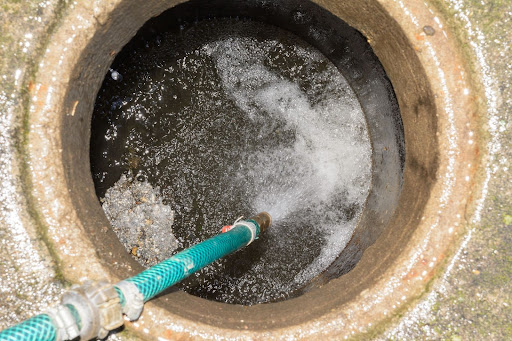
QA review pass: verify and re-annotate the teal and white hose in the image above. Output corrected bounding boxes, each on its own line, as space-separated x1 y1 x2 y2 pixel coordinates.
0 212 271 341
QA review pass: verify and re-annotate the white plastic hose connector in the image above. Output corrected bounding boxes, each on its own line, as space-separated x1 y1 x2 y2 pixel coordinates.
61 280 124 340
46 304 80 341
115 281 144 321
232 220 258 245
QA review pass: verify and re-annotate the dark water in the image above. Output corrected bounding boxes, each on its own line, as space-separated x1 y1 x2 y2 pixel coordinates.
90 18 371 304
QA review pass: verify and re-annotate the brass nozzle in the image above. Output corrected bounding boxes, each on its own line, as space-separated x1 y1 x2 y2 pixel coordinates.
248 212 272 233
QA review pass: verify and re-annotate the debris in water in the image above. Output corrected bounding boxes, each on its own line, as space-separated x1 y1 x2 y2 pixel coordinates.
101 172 178 266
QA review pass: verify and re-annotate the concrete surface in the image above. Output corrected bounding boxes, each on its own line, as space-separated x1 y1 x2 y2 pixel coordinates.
0 0 510 339
380 0 512 339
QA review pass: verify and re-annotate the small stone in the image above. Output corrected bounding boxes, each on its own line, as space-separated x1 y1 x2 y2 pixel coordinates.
423 25 435 36
472 269 480 275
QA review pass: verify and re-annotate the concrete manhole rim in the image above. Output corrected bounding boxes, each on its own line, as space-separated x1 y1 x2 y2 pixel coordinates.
25 0 482 339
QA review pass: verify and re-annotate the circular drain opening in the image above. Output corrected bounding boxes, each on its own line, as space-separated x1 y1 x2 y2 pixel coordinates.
89 1 403 305
26 0 480 337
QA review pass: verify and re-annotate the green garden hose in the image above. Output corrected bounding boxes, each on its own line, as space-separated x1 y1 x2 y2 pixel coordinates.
0 212 271 341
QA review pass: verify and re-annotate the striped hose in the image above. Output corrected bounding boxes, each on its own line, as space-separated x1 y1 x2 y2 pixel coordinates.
124 221 258 302
0 315 57 341
0 213 271 341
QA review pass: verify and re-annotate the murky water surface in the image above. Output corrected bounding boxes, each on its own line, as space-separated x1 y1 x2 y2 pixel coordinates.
91 18 371 304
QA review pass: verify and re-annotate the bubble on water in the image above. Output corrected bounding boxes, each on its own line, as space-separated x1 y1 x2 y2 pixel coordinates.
109 68 122 81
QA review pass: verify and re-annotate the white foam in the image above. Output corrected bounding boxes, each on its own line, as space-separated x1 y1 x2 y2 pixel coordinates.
205 36 372 283
101 172 178 266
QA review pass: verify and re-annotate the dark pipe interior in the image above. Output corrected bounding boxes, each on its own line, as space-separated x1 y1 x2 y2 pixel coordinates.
90 0 404 305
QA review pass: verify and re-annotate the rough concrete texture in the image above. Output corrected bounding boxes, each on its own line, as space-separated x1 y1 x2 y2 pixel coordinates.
0 0 65 327
0 0 510 340
380 0 512 339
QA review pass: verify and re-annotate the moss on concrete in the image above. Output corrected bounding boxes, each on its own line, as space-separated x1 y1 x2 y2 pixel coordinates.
380 0 512 338
19 0 70 284
0 0 71 285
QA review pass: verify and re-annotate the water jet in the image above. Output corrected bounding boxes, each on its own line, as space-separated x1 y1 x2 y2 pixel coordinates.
89 8 402 305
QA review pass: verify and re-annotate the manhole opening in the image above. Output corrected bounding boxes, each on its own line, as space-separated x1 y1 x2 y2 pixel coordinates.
90 0 404 305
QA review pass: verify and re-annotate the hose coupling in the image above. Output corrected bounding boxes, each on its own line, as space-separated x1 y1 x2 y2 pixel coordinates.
61 279 124 340
221 212 272 245
231 220 258 245
115 280 144 321
248 212 272 233
46 304 80 341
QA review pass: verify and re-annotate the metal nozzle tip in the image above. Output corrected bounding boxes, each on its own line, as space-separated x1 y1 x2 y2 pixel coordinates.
249 212 272 233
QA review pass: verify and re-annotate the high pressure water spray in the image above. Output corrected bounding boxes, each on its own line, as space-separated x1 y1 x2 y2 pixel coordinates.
0 212 271 341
